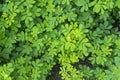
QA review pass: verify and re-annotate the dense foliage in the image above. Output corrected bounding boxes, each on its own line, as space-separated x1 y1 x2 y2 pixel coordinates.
0 0 120 80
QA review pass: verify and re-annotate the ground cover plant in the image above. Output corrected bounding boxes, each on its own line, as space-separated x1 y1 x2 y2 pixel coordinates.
0 0 120 80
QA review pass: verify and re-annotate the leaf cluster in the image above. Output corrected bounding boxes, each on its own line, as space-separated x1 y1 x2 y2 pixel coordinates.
0 0 120 80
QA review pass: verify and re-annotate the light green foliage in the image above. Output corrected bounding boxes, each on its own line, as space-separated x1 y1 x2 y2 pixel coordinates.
60 64 83 80
115 0 120 8
0 0 120 80
0 63 13 80
91 0 114 14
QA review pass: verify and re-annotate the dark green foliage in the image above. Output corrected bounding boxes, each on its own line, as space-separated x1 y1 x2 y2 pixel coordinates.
0 0 120 80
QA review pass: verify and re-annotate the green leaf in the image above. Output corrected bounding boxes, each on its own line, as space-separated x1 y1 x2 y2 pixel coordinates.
114 57 120 66
21 45 32 55
69 53 79 63
93 4 101 13
115 0 120 8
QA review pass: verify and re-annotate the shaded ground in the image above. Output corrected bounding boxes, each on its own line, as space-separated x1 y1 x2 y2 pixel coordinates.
46 63 61 80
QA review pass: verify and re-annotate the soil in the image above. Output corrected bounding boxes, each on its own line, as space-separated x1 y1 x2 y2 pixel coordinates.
46 63 61 80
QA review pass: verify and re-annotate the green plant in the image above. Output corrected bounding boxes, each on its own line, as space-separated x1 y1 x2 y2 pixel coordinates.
0 0 120 80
